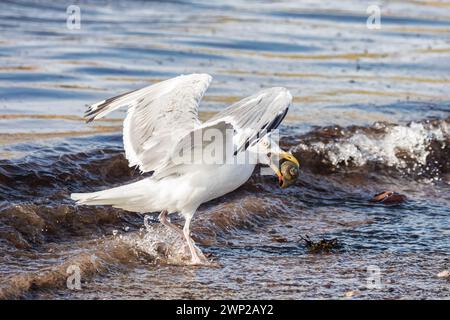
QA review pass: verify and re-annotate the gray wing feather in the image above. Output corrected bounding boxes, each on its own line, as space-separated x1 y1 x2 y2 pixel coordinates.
83 73 212 173
204 87 292 153
153 87 292 179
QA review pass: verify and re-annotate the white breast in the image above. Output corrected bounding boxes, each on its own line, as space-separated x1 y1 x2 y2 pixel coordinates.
200 163 256 203
152 162 255 214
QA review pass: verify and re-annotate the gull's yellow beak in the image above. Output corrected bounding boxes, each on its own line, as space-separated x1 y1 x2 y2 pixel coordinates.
279 151 300 167
269 151 300 187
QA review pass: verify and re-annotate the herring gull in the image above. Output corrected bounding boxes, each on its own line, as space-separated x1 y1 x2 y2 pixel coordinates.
71 74 299 265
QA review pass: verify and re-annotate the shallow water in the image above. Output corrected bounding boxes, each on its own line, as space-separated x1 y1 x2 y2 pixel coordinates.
0 0 449 299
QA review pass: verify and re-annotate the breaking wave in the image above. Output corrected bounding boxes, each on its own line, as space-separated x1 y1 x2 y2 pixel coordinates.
291 118 449 182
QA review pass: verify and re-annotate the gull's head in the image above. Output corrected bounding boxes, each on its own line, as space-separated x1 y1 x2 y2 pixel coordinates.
255 136 300 188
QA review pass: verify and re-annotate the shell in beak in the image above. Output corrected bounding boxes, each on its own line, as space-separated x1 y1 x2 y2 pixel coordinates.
273 152 300 188
279 159 300 188
268 151 300 188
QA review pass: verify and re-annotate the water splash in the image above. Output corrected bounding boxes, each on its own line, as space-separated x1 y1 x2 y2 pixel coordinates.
121 223 189 265
293 119 449 181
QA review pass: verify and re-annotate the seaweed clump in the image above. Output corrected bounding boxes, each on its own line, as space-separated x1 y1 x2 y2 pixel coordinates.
300 235 340 254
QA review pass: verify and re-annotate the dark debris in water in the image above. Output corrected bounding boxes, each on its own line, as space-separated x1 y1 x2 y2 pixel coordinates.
371 191 407 205
300 235 341 254
271 235 288 243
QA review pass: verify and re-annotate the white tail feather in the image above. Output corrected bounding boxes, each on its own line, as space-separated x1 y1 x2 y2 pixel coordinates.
71 178 158 213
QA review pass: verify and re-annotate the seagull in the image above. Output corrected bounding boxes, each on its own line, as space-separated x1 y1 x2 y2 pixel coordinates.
71 74 299 265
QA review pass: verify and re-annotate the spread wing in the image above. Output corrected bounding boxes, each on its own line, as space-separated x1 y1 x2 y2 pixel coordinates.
84 73 212 173
152 87 292 179
204 87 292 153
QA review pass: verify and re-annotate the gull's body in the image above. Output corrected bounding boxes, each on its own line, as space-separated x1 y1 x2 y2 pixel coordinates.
82 163 255 215
71 74 298 264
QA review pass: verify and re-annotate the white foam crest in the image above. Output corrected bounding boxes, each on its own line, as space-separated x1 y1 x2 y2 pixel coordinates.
298 121 448 169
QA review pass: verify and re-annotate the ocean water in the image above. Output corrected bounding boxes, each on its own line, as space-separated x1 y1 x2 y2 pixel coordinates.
0 0 449 299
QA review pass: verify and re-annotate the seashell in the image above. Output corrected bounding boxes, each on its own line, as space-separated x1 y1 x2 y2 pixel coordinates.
279 160 299 188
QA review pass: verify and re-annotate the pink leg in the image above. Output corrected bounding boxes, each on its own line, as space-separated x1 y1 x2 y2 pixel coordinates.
158 210 183 237
183 214 208 265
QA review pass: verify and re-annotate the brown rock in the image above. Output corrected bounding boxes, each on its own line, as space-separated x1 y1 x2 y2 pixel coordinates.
371 191 406 204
